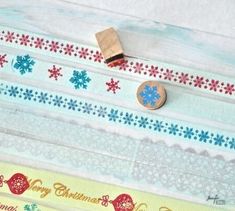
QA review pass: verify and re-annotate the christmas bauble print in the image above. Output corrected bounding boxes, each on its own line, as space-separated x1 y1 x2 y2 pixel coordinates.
112 194 134 211
6 173 29 195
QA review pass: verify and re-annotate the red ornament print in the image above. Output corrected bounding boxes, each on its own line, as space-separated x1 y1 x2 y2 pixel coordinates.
112 194 135 211
6 173 29 195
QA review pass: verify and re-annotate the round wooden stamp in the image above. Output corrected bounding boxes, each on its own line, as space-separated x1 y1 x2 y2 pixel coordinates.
136 81 167 110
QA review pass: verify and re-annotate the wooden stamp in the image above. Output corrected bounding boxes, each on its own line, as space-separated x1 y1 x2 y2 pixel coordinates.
95 27 124 67
137 81 167 110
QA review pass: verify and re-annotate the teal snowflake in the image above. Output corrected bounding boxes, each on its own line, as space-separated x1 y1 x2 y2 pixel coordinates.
13 55 35 75
69 70 91 89
24 203 40 211
140 85 160 106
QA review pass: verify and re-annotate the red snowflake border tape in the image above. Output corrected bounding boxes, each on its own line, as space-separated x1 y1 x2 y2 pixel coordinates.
0 30 235 96
0 173 29 195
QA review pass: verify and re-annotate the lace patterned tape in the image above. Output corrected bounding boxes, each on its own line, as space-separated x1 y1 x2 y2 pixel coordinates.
0 196 57 211
0 161 229 211
0 79 234 153
0 108 234 207
0 52 234 129
0 26 234 99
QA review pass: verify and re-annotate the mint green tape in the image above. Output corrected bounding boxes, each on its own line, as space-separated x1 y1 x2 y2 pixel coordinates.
0 52 234 128
0 79 234 152
0 25 234 100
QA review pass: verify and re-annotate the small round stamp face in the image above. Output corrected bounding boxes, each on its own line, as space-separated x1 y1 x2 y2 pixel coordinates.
137 81 166 109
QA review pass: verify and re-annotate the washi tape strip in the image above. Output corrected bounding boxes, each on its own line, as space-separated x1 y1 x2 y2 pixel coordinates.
0 195 58 211
1 52 234 128
0 26 234 99
0 80 234 152
0 162 231 211
0 128 234 207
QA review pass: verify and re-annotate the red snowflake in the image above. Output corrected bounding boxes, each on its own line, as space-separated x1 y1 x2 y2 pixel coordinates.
0 54 8 68
48 65 63 80
93 51 103 62
78 47 89 59
163 69 174 80
49 41 60 52
119 60 129 71
209 79 219 91
63 44 74 55
224 83 235 95
133 62 144 74
193 76 204 88
5 31 15 42
178 73 189 84
19 34 30 46
34 38 44 49
106 78 120 94
148 65 158 77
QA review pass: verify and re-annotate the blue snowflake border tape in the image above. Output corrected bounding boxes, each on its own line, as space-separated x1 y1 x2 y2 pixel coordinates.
0 107 235 208
0 25 235 100
0 51 234 155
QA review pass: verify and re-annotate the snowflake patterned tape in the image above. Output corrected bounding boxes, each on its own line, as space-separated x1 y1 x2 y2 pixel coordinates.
137 81 166 109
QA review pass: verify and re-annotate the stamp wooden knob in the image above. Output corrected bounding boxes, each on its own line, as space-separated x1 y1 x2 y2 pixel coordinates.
95 27 124 67
137 81 166 109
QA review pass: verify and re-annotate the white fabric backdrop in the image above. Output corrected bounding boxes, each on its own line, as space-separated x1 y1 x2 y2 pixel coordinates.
66 0 235 37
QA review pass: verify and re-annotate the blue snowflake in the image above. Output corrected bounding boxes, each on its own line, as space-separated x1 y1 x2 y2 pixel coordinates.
229 138 235 149
24 203 40 211
139 85 160 106
108 109 119 122
168 124 179 135
214 134 225 146
198 130 209 142
13 55 35 75
23 89 33 100
123 113 134 125
38 92 48 103
70 70 91 89
8 86 19 97
82 103 93 114
52 95 63 107
183 127 194 139
138 117 149 128
97 106 107 117
67 99 78 110
153 120 164 132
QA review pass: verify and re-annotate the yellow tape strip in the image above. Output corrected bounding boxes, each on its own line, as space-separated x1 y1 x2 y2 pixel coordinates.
0 162 229 211
0 195 57 211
